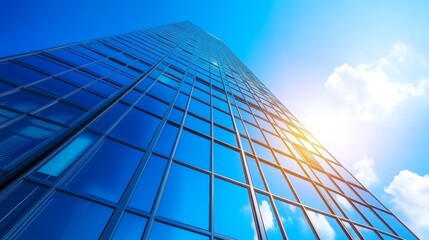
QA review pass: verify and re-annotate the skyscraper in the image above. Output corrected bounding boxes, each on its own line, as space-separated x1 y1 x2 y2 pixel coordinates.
0 22 418 239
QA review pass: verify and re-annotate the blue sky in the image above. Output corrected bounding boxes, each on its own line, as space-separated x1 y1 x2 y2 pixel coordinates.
1 0 429 237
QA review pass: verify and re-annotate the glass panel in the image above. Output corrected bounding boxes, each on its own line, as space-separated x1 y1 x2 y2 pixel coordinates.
274 199 316 240
213 108 233 129
355 203 392 233
333 193 367 224
110 108 161 149
174 130 210 170
188 98 210 120
256 193 283 239
0 61 47 85
214 178 256 239
253 142 276 163
36 102 85 125
89 103 128 133
0 90 53 113
260 163 295 201
65 89 104 110
158 74 180 88
158 163 209 229
112 213 147 240
137 95 168 117
184 114 210 136
15 192 112 239
287 174 330 212
38 132 97 177
275 152 305 176
59 70 95 86
130 155 167 212
66 139 143 203
246 156 266 190
374 209 417 240
149 82 176 102
214 143 245 183
149 222 208 240
306 210 349 240
356 226 381 239
153 123 179 156
214 125 237 146
31 78 77 97
341 221 361 239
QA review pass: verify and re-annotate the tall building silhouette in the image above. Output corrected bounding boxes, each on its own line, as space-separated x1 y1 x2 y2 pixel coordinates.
0 22 417 239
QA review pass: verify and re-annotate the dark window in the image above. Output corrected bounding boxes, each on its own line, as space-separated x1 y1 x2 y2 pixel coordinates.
0 61 47 86
113 213 147 240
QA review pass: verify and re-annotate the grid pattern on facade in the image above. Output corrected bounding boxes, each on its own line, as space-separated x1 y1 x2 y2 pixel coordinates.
0 22 417 239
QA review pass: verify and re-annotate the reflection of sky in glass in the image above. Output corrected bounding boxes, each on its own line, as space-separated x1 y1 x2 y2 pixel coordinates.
256 193 283 239
274 199 316 240
149 221 208 240
157 163 209 230
287 174 330 212
306 210 348 240
214 178 256 239
334 194 367 225
374 209 416 240
214 142 245 183
260 163 295 201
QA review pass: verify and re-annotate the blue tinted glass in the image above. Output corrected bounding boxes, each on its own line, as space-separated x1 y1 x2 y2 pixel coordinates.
333 193 367 224
214 143 245 183
0 80 14 94
213 109 233 129
36 102 85 125
121 90 141 105
0 90 53 113
192 88 210 103
110 108 160 149
253 142 276 163
158 163 209 229
213 97 229 112
245 122 266 143
65 90 104 110
89 103 128 133
87 80 119 96
149 82 176 102
356 226 381 239
274 199 316 240
149 222 208 240
0 61 47 85
137 95 168 117
158 74 180 88
59 70 95 86
84 62 114 77
107 72 134 86
16 192 112 239
246 156 266 190
0 118 62 167
287 174 329 212
341 221 361 239
353 186 386 210
130 155 167 212
188 98 210 120
355 203 392 233
17 55 69 75
240 137 253 153
306 210 349 240
39 132 97 177
49 48 92 66
374 209 417 240
260 163 295 201
168 107 184 124
0 107 17 125
112 213 147 240
184 114 210 136
275 152 305 176
264 132 286 151
31 78 77 97
174 130 210 170
174 92 189 109
214 178 256 239
256 193 283 239
214 126 237 146
153 123 179 156
66 139 143 203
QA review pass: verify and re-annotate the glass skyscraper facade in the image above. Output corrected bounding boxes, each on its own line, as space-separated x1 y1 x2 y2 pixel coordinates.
0 22 418 239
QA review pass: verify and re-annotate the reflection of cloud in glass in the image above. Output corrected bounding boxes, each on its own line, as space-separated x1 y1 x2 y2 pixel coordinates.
335 194 353 211
259 200 275 231
307 211 336 240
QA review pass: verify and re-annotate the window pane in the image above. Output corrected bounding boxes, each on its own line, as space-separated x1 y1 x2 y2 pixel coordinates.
184 114 210 136
333 193 367 224
355 203 391 233
36 102 85 125
214 178 256 239
0 90 53 113
38 132 97 177
274 199 316 240
214 126 237 147
275 152 305 176
253 142 276 163
66 139 143 203
15 192 112 239
153 123 179 156
188 98 210 120
148 82 176 103
260 163 295 201
287 174 329 212
256 193 283 240
306 210 349 240
158 163 209 229
213 109 233 129
174 130 210 170
89 103 128 133
0 61 47 85
130 155 167 212
110 108 161 149
149 222 208 240
137 95 168 117
374 209 417 240
214 143 245 183
112 213 147 240
65 89 104 110
246 156 266 190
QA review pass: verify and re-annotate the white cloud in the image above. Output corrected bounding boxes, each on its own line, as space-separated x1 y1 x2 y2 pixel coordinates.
353 155 379 188
385 170 429 239
307 211 335 240
325 42 429 121
259 200 275 231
